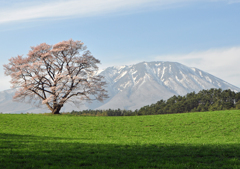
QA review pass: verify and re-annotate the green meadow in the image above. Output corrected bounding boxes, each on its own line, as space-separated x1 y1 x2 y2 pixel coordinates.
1 110 240 168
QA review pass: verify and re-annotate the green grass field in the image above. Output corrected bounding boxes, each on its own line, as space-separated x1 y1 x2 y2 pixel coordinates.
1 110 240 168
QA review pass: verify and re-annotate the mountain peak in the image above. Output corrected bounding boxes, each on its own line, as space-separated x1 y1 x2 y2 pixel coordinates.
96 61 240 110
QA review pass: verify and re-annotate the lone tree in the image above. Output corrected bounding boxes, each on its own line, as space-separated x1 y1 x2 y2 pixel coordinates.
4 39 108 114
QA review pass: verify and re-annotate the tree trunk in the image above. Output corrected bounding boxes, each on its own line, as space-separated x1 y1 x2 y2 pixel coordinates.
52 104 62 114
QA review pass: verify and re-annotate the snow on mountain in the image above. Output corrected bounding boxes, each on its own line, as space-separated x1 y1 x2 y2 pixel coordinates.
95 61 240 110
1 61 240 113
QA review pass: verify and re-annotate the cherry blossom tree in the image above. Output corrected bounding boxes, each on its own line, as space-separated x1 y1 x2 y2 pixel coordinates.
4 39 108 114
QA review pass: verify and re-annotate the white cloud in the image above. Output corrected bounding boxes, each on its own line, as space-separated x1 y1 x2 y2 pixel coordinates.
0 0 173 24
155 46 240 88
1 0 237 24
0 76 11 91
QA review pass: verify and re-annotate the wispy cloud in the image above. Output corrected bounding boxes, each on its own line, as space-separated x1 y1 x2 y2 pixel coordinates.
0 0 173 24
2 0 237 24
155 46 240 88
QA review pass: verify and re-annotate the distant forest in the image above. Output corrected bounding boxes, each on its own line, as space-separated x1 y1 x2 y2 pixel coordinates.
69 88 240 116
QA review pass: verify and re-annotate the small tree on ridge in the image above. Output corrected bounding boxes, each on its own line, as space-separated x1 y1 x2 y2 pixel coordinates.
4 39 108 114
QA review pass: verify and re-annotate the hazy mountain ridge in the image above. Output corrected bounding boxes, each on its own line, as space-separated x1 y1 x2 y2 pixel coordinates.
1 61 240 113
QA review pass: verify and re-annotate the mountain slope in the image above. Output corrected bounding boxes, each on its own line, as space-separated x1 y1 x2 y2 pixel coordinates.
1 61 240 113
94 61 240 110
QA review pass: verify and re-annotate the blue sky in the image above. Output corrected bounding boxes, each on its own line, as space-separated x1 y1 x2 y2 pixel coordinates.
1 0 240 91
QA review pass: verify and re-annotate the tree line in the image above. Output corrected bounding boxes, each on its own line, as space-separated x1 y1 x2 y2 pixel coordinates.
69 88 240 116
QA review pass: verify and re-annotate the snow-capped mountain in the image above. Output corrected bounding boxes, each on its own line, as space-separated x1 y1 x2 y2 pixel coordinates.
1 61 240 113
94 61 240 110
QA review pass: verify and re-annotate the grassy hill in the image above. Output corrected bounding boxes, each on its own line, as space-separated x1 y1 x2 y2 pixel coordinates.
1 110 240 168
